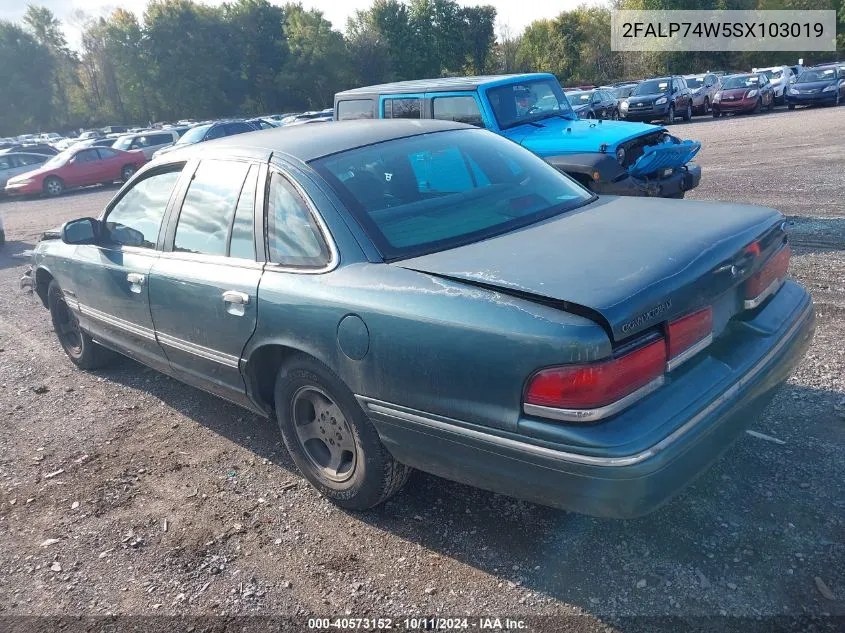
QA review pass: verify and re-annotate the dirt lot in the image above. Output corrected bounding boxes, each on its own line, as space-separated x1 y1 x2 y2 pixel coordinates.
0 106 843 632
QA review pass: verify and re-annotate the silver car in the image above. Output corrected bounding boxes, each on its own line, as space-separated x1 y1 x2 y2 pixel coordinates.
683 73 721 114
111 130 179 159
0 152 50 189
753 66 796 104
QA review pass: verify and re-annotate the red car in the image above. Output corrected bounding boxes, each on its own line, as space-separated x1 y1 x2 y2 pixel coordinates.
712 72 775 117
4 146 147 197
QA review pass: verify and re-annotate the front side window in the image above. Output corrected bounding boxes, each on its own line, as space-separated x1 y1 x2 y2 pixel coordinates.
337 99 374 120
105 169 182 248
486 79 575 130
384 98 421 119
432 96 484 127
174 160 250 256
313 128 593 260
266 172 329 268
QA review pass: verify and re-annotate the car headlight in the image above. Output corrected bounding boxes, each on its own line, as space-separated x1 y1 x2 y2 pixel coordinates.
746 89 758 98
789 87 798 95
616 147 626 165
655 97 668 105
822 84 837 92
8 178 33 186
620 100 629 110
713 92 721 102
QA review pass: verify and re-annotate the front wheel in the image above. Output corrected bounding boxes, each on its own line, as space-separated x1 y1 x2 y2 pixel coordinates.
712 110 721 118
683 102 692 121
768 95 775 111
665 105 675 125
788 103 796 110
274 355 411 510
43 176 64 197
703 97 710 113
612 109 619 120
752 98 762 114
47 280 113 370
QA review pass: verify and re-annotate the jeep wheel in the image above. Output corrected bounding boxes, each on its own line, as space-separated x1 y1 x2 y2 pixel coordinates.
274 354 411 510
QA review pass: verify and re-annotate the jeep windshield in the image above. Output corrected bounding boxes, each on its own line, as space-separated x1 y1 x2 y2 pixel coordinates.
312 128 593 260
486 79 576 130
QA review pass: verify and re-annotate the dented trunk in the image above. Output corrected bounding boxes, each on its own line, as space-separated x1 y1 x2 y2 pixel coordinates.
397 196 787 343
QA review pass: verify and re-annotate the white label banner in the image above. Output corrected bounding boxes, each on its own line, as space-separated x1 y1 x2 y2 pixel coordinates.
611 10 837 52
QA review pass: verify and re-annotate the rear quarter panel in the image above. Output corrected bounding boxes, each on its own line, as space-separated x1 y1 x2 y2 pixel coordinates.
252 263 610 433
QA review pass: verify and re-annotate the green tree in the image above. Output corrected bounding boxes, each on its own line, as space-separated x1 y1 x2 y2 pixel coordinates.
0 20 54 134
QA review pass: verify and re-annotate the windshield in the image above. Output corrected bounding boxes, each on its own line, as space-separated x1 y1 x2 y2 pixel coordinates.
797 68 837 83
761 69 783 80
685 77 704 89
312 128 593 260
43 150 72 168
722 75 758 89
486 79 575 129
176 124 210 145
569 91 593 104
634 79 671 95
113 135 133 150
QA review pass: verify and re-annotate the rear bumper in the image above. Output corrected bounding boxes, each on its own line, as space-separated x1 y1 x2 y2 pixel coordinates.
593 163 701 197
362 282 814 518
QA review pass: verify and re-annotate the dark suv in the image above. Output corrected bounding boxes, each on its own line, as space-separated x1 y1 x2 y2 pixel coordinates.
152 120 257 159
622 76 694 124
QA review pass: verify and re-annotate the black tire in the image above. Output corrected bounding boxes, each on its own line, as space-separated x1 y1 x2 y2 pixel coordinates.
788 103 795 111
665 105 675 125
43 176 64 197
712 110 721 118
121 164 137 182
702 97 710 114
47 280 112 370
612 109 619 120
752 98 762 114
683 102 692 121
274 354 411 510
768 95 775 111
0 229 5 246
586 111 595 120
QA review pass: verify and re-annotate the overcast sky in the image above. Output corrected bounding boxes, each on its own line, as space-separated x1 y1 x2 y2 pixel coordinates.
1 0 595 47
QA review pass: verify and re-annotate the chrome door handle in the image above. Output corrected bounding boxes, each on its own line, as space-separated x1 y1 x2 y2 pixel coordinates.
126 273 145 285
222 290 250 305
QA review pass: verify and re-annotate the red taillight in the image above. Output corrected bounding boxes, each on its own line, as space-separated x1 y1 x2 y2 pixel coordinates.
525 339 666 411
746 245 791 303
667 307 713 363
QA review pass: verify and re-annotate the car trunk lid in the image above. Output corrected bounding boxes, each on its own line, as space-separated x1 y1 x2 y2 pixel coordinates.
396 196 786 343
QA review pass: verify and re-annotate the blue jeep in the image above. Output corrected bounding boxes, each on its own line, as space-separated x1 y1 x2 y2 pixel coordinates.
334 73 702 198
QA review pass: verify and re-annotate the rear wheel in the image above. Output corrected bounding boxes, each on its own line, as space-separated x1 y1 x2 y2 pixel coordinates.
121 164 137 182
274 355 411 510
47 280 113 370
43 176 64 197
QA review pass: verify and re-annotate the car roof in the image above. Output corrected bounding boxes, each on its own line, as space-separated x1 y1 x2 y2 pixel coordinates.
335 73 553 97
159 119 470 163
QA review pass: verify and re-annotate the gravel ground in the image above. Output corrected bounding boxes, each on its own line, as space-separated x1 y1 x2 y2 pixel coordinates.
0 106 843 632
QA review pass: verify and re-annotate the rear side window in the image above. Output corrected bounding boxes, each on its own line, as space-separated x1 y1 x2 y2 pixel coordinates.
97 148 117 159
337 99 374 120
149 133 172 145
174 160 250 256
105 168 182 248
384 98 421 119
224 122 253 135
266 172 330 268
432 96 483 127
228 165 258 260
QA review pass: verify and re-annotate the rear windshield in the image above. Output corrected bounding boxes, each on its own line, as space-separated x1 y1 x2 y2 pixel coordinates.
312 128 593 260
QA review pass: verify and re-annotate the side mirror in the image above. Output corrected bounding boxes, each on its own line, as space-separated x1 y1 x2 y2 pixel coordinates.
61 217 101 245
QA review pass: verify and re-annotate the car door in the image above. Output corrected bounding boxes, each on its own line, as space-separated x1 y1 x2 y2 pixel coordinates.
95 147 124 181
68 164 186 372
148 158 264 406
63 148 101 186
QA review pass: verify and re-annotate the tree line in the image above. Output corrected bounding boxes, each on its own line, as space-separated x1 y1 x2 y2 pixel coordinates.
1 0 843 136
